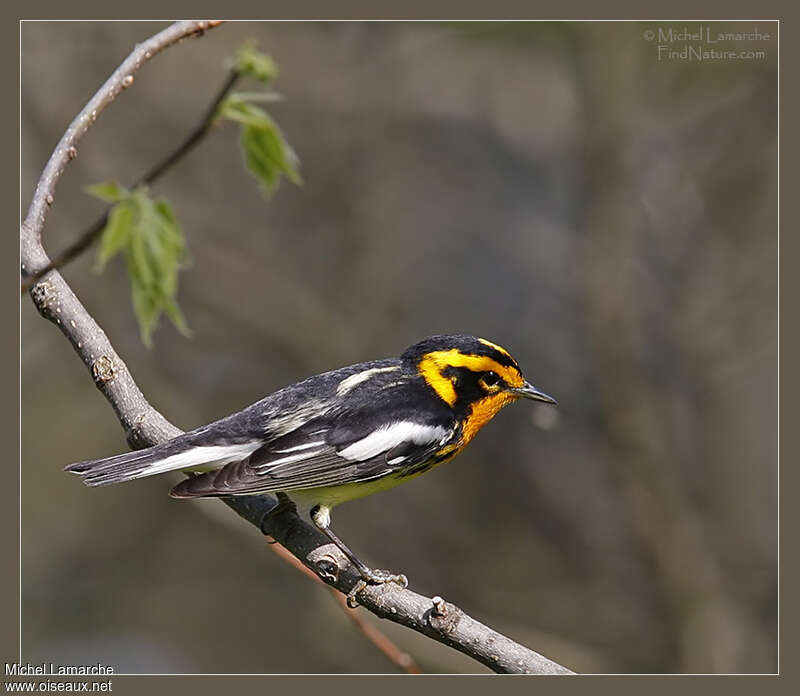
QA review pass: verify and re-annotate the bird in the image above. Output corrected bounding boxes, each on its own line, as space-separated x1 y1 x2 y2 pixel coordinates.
66 334 557 605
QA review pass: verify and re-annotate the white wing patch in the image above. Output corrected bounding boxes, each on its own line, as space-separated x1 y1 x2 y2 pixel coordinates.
145 442 262 475
336 366 400 396
338 421 448 461
265 449 328 470
273 441 326 454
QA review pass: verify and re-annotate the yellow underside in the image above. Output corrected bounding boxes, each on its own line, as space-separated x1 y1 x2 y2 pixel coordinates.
288 467 433 509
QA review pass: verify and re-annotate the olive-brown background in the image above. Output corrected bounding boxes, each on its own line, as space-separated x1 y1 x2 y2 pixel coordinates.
21 21 777 673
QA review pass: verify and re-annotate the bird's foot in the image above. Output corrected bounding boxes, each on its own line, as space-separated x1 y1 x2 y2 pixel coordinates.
346 568 409 608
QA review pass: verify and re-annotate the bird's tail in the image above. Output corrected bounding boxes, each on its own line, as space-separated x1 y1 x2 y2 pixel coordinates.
65 435 259 488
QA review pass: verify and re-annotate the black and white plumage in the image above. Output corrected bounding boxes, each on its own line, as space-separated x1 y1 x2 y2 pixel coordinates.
67 335 557 508
68 357 455 502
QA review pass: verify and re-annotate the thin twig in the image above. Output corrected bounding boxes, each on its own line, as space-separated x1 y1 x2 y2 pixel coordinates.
21 64 240 294
265 541 423 674
20 22 575 675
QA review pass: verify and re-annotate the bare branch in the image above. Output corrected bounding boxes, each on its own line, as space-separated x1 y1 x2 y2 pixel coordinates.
234 495 573 674
20 22 574 675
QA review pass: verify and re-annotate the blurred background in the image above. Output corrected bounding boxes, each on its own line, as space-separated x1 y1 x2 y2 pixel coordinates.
21 21 777 673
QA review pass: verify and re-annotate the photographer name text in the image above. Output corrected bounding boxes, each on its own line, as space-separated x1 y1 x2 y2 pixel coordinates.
5 663 114 676
652 26 771 43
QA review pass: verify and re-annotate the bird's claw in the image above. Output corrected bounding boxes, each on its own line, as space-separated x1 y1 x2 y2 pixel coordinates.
346 580 368 608
346 569 409 608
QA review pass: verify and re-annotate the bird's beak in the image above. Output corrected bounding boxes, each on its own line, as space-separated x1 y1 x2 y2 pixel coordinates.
510 381 558 405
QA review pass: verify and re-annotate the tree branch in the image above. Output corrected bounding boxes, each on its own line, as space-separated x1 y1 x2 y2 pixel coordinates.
21 22 574 675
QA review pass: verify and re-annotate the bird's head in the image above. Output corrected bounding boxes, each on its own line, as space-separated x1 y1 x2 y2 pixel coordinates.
402 335 556 437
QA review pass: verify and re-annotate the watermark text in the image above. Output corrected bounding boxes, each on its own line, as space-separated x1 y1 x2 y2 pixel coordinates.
643 24 772 62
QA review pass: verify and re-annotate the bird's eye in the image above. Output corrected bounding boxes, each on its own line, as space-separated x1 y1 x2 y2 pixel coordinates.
483 371 501 387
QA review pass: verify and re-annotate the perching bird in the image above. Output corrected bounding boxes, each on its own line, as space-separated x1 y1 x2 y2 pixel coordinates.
67 334 556 604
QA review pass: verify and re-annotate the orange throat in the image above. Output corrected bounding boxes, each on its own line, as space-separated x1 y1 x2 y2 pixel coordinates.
460 392 517 447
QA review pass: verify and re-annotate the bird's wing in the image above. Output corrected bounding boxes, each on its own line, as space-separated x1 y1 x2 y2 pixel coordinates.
66 360 403 488
169 418 453 498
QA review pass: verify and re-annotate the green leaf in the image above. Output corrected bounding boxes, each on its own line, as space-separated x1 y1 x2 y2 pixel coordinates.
218 96 272 128
219 97 301 195
234 41 278 84
130 275 159 347
85 180 129 203
95 202 133 271
162 297 191 337
90 185 191 347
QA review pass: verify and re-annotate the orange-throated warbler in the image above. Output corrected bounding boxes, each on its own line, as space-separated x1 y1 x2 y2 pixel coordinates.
67 334 557 605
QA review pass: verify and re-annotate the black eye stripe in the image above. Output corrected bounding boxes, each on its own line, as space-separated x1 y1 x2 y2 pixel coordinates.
483 371 501 386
